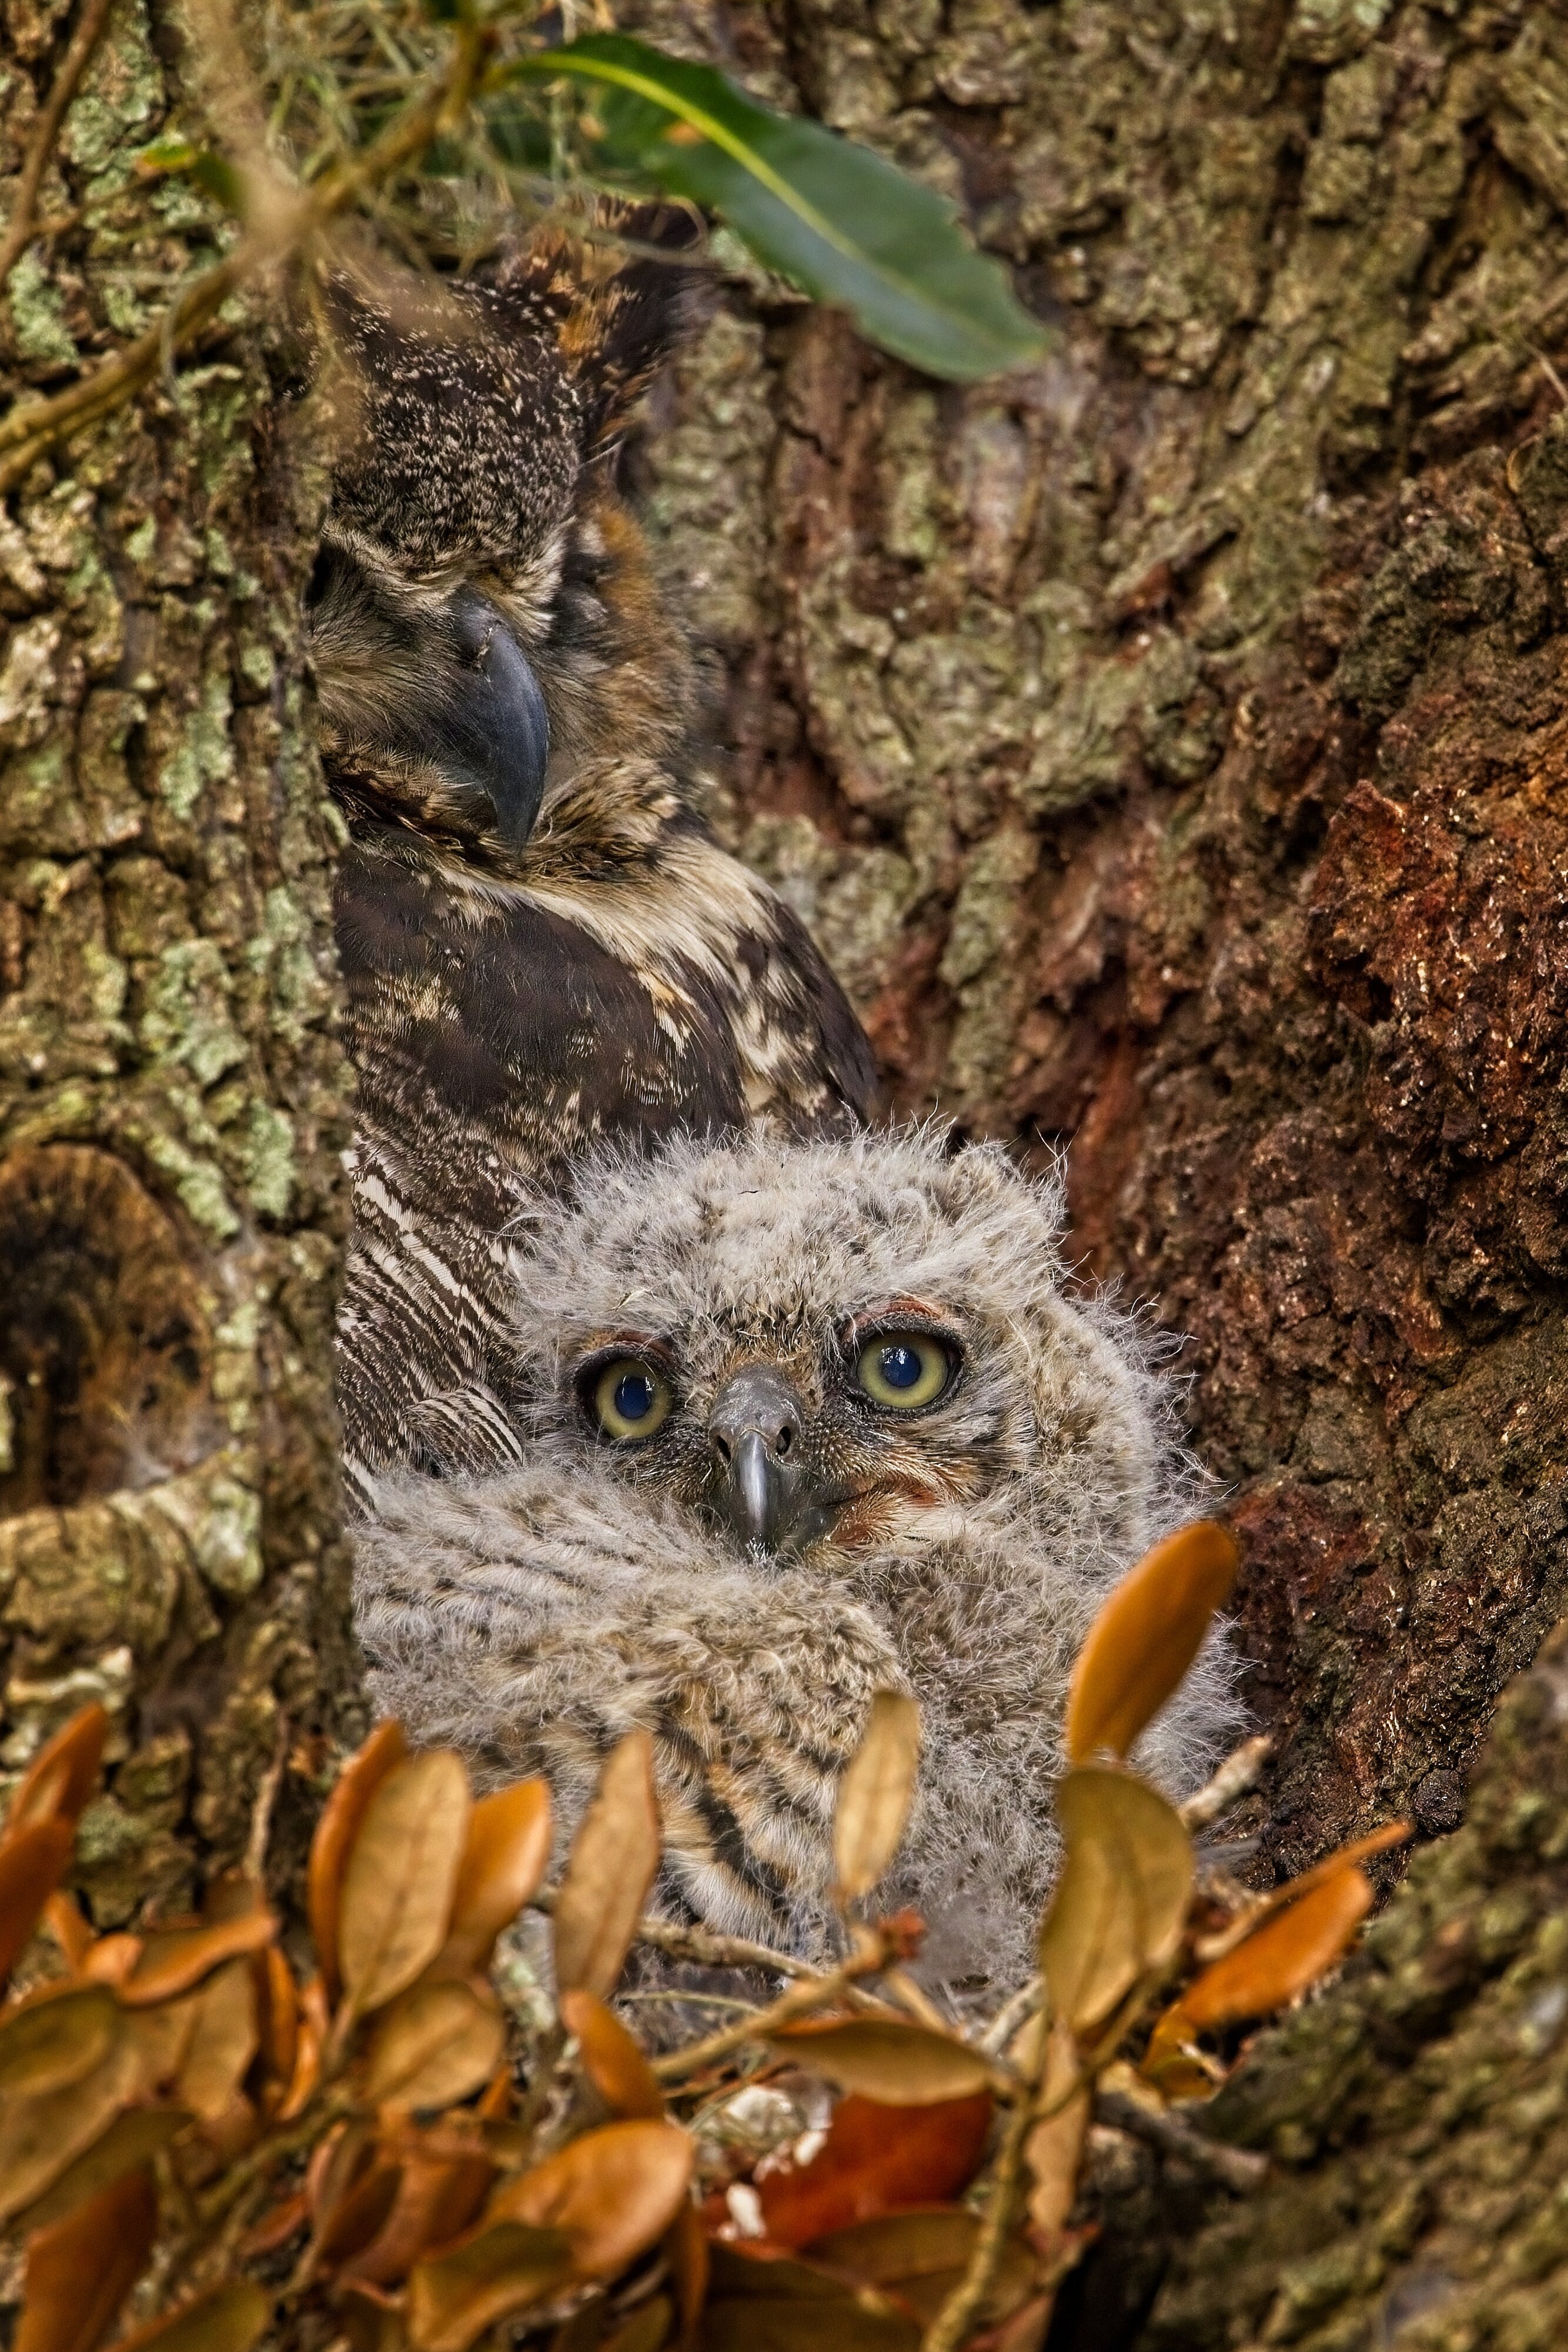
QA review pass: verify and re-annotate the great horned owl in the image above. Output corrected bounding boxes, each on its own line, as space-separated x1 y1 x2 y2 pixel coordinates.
355 1125 1240 1987
307 215 878 1499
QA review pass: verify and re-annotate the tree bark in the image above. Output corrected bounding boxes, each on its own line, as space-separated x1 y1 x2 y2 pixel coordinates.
629 0 1568 1884
0 0 355 1925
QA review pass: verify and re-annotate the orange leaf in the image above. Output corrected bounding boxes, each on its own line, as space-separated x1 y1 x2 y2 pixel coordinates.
1152 1862 1374 2068
7 1708 109 1838
1197 1821 1410 1960
15 2164 157 2352
560 1988 664 2119
310 1722 408 2006
438 1781 552 1977
339 1753 470 2021
111 2281 270 2352
0 1820 76 1987
341 2137 495 2288
489 2119 693 2279
553 1732 660 2002
666 2198 708 2347
44 1893 93 1972
256 1946 299 2094
746 2094 992 2249
116 1911 277 2007
241 2191 310 2259
279 2012 323 2122
1065 1522 1238 1766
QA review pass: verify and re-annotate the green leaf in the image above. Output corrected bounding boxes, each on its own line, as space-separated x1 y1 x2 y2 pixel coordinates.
494 35 1046 383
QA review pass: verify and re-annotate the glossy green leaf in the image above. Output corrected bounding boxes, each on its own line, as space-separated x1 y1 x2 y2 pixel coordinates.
494 35 1045 382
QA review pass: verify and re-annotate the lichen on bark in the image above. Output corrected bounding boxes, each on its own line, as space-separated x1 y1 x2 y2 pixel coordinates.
1 0 356 1925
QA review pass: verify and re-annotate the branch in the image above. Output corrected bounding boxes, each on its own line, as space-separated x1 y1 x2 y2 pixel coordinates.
1178 1733 1274 1833
0 0 116 292
1094 2088 1269 2193
0 18 490 495
650 1935 894 2084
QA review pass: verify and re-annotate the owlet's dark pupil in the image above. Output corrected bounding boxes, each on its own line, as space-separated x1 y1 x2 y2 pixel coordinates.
881 1344 921 1389
616 1370 654 1421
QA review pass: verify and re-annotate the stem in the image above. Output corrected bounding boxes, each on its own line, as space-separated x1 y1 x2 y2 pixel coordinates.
0 0 116 293
651 1942 890 2084
1093 2089 1269 2194
920 2002 1052 2352
1178 1734 1275 1833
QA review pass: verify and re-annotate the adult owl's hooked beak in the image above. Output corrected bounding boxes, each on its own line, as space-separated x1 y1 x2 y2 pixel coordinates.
708 1365 816 1556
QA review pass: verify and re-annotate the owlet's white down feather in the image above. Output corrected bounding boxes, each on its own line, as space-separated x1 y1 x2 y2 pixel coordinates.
353 1124 1242 1991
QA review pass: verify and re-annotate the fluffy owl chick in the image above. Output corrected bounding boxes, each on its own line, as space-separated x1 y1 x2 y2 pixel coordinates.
355 1126 1241 1989
309 216 877 1498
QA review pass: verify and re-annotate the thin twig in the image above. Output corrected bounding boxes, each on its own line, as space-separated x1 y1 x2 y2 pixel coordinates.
0 16 489 493
1179 1733 1274 1833
920 1997 1052 2352
531 1887 817 1983
244 1717 289 1882
651 1941 891 2084
979 1975 1044 2057
0 0 116 292
1094 2089 1269 2193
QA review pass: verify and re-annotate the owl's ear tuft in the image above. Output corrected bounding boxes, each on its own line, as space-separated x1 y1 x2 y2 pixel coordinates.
492 203 705 451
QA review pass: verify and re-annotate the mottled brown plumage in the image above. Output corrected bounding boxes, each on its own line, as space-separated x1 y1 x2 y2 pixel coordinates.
355 1127 1241 1992
310 218 878 1496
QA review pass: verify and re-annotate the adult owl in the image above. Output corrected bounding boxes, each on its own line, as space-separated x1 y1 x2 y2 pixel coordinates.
355 1125 1239 1989
307 215 878 1499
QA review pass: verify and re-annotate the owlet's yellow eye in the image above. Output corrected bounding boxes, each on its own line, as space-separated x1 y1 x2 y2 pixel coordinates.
856 1334 951 1412
592 1358 674 1442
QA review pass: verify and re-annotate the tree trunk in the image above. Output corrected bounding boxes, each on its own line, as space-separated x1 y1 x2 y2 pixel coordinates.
621 0 1568 2333
630 0 1568 1891
0 0 355 1926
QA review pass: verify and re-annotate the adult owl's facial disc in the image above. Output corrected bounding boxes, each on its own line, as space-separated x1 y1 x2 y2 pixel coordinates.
574 1308 967 1559
307 546 550 848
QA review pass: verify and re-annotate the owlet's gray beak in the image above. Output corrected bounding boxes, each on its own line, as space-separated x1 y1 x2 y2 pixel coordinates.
707 1364 810 1555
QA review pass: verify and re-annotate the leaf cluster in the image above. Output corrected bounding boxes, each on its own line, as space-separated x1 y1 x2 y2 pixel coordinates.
0 1522 1406 2352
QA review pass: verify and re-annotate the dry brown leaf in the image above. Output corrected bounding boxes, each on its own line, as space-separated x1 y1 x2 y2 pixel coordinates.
406 2221 574 2352
317 2159 404 2271
14 2110 186 2237
310 1722 409 2006
15 2164 158 2352
1022 2019 1090 2246
279 2010 323 2123
340 2134 495 2288
79 1936 141 1988
1065 1523 1238 1768
0 1819 77 1988
7 1708 109 1838
553 1733 660 2002
438 1781 552 1977
1145 1862 1375 2088
804 2209 1035 2330
560 1988 664 2119
769 2019 992 2107
112 2280 270 2352
364 1980 505 2111
117 1912 277 2009
603 2300 673 2352
1038 1767 1193 2035
667 2198 708 2348
700 2244 918 2351
1196 1822 1410 1963
173 1959 258 2124
832 1692 921 1908
339 1751 470 2022
0 2032 145 2225
336 2280 409 2352
490 2119 694 2280
0 1985 118 2099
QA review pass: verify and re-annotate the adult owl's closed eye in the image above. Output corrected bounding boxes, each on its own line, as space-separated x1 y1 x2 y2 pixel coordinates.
355 1125 1242 1988
309 213 878 1501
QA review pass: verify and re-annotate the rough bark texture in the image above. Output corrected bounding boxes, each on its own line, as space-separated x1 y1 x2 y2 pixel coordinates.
1143 1623 1568 2352
0 0 356 1923
627 0 1568 1885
